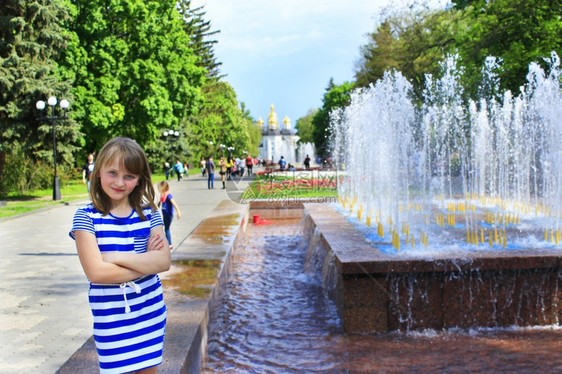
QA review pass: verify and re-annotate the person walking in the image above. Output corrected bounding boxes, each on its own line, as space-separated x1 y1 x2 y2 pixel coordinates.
245 154 253 176
82 153 95 192
174 160 183 181
163 162 171 180
206 156 215 189
200 157 206 177
157 180 181 250
218 156 227 189
304 155 311 170
237 156 245 178
69 137 170 374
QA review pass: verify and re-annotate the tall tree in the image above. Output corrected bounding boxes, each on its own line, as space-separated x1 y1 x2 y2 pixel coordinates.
177 0 223 81
0 0 80 180
355 9 467 101
312 79 354 158
452 0 562 97
61 0 206 155
295 108 317 144
186 81 255 163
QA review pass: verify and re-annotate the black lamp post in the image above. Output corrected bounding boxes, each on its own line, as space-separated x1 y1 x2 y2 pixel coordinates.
163 130 180 163
36 96 69 201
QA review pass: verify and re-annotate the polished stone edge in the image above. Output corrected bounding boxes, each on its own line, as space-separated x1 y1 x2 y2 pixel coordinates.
303 203 562 333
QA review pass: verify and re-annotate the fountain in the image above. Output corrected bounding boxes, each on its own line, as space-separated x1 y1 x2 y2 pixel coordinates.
317 52 562 332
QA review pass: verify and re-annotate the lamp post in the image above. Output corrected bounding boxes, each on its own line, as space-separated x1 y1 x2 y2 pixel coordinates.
36 96 70 201
163 129 180 162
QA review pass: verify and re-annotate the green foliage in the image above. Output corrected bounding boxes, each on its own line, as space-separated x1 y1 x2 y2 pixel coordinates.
453 0 562 98
355 9 467 101
0 0 258 196
0 0 81 178
354 0 562 101
295 108 317 144
178 0 223 81
61 0 206 155
186 81 257 163
0 144 67 195
312 80 354 157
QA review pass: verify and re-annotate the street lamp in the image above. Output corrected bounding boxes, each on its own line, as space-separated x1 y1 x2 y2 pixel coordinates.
162 130 180 162
36 96 70 201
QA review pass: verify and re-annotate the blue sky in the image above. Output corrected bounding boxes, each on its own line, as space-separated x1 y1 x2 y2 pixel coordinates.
191 0 447 127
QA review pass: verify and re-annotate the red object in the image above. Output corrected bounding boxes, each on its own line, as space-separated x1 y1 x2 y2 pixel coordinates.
252 214 274 225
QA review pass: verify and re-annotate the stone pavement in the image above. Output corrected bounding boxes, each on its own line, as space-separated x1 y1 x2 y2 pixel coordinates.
0 171 253 374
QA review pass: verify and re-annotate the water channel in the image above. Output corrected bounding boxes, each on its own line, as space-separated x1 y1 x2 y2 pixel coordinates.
202 217 562 373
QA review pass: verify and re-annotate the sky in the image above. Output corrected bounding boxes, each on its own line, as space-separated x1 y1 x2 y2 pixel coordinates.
189 0 440 127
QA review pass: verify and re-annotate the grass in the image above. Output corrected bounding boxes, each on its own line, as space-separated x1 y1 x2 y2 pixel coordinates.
0 180 89 219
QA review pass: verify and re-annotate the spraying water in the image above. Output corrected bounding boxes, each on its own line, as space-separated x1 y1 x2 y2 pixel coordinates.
332 53 562 254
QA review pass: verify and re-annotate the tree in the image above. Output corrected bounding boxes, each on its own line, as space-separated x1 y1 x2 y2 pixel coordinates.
453 0 562 97
312 79 354 158
61 0 206 156
186 81 255 163
354 9 467 101
295 108 317 144
177 0 224 81
0 0 81 188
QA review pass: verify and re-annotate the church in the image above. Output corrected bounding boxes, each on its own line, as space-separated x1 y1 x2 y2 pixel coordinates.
256 104 315 166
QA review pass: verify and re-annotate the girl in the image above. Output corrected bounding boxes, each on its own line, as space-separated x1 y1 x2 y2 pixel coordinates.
70 137 170 374
157 180 181 250
218 156 227 189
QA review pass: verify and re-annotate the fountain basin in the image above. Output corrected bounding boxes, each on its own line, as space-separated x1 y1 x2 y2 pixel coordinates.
304 203 562 332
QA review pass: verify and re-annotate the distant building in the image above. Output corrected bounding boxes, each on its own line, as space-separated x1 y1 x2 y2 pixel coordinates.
257 104 315 166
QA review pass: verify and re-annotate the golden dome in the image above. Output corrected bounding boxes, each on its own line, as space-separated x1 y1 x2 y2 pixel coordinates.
257 117 264 129
283 116 291 129
268 104 278 130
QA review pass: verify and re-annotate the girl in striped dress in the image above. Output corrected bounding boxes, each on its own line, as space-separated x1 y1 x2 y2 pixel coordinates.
70 137 170 374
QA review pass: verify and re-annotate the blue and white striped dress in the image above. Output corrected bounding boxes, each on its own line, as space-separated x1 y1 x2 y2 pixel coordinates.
70 203 167 374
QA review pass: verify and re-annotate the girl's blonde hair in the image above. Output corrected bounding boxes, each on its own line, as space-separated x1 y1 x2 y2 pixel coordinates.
90 137 157 220
158 180 170 194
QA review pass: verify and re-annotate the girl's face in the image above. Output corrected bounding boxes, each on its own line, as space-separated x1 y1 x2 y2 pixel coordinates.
99 158 139 206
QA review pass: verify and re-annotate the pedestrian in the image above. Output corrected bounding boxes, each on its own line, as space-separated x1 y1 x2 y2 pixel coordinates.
174 159 183 181
200 157 206 177
245 153 253 176
183 162 189 178
219 156 227 189
82 153 95 192
157 180 181 250
304 154 311 170
163 162 171 180
206 155 215 189
69 137 169 374
226 157 234 180
279 155 287 170
237 156 245 178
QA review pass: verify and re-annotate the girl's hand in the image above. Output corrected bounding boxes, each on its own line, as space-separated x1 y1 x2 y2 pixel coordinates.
147 233 165 252
177 212 181 219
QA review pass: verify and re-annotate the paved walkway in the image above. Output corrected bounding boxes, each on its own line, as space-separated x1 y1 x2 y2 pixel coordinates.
0 172 251 374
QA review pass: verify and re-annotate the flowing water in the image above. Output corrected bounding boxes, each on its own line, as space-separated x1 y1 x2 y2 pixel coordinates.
202 218 562 373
